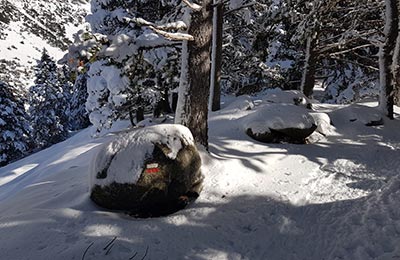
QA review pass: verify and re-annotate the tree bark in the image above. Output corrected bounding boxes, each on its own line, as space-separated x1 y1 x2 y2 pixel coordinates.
379 0 399 119
209 2 223 111
175 0 213 148
393 7 400 106
136 107 144 122
301 35 317 98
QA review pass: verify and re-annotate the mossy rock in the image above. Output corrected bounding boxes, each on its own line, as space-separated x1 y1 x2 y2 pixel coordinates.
90 125 203 217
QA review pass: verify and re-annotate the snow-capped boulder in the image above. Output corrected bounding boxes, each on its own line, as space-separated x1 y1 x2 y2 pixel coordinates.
329 104 383 126
244 104 317 144
263 88 312 108
223 95 255 111
89 124 203 217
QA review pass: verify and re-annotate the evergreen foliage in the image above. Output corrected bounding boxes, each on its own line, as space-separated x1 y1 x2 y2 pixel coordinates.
70 69 90 131
0 81 31 166
85 0 182 134
28 49 69 149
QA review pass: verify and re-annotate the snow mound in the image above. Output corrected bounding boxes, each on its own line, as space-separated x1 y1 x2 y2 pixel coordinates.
263 88 311 107
90 124 194 187
223 95 255 111
243 104 316 143
329 104 383 126
309 112 336 136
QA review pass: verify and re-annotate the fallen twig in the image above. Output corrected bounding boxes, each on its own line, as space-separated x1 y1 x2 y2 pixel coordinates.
103 236 117 250
81 242 94 260
140 246 149 260
105 242 115 255
129 252 138 260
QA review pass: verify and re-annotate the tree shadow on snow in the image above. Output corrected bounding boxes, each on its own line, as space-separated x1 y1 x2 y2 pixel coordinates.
1 180 399 260
209 109 400 194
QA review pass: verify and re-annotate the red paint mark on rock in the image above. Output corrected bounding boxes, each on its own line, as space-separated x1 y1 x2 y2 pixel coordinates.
145 163 160 174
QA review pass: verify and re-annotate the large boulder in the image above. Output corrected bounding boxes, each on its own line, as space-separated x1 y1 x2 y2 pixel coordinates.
243 104 317 144
89 124 203 217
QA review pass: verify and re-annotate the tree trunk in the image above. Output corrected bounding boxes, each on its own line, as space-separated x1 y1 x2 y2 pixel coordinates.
301 35 317 98
172 92 178 112
393 10 400 106
209 2 223 112
175 1 213 149
379 0 399 119
136 107 144 122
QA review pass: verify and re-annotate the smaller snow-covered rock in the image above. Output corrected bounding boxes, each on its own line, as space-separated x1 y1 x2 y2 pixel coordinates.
243 104 317 144
223 95 255 111
329 104 383 126
309 112 335 136
263 88 312 108
89 124 203 217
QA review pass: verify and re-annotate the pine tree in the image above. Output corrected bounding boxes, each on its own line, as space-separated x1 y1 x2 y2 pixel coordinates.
70 69 90 130
253 0 385 103
86 0 186 133
58 64 74 129
221 0 282 95
29 49 68 149
0 81 31 166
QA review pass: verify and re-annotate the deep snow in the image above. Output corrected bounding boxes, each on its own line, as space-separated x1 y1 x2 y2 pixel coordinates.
1 93 400 260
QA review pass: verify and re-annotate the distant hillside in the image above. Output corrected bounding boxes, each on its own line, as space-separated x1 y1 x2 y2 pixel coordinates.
0 0 90 89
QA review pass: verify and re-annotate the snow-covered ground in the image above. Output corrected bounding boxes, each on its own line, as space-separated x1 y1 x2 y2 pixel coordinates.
0 0 90 88
1 93 400 260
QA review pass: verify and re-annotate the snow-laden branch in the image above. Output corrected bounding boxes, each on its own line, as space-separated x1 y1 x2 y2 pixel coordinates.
157 21 188 31
181 0 202 11
123 17 187 30
123 17 193 41
331 56 379 71
328 43 374 56
224 2 255 16
317 31 379 54
148 26 194 41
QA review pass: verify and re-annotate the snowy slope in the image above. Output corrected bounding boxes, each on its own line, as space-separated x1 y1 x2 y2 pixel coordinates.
0 95 400 260
0 0 90 88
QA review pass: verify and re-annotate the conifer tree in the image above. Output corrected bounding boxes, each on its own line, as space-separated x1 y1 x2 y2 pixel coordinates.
29 49 68 149
70 69 90 130
0 81 31 166
86 0 186 133
59 64 74 129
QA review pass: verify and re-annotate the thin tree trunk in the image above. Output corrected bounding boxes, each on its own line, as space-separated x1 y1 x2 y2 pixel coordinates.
379 0 399 119
175 0 213 148
300 35 317 98
393 9 400 106
209 2 223 111
136 107 144 122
